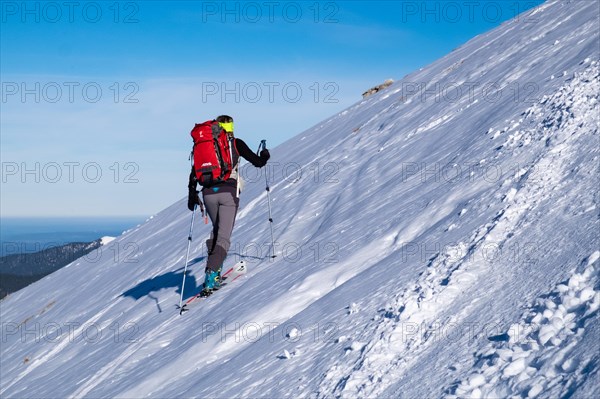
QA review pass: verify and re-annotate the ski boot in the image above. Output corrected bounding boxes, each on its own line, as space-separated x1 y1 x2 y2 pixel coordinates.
201 267 221 296
214 266 222 289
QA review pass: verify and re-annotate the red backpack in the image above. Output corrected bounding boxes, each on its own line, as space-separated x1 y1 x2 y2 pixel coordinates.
190 120 233 187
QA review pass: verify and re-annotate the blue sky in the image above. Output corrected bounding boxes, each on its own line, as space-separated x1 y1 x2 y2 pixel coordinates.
1 0 544 217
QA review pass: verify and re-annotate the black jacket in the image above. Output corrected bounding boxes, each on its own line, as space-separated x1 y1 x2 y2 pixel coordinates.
233 138 269 168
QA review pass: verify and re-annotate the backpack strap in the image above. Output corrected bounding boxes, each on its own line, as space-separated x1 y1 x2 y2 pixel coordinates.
230 137 241 198
210 120 222 138
231 137 240 167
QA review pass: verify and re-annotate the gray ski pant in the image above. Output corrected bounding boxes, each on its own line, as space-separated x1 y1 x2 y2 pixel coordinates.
203 188 239 272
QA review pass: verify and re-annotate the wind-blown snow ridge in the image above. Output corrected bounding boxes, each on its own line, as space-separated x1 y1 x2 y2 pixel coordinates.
1 1 598 398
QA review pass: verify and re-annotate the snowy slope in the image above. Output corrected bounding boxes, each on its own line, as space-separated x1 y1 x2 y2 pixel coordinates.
1 1 599 398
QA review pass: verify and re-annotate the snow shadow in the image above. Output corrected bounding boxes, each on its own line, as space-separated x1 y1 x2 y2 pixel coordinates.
188 256 206 266
121 263 206 313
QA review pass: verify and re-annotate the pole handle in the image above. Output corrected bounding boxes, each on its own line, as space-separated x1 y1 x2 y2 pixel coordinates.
257 139 267 155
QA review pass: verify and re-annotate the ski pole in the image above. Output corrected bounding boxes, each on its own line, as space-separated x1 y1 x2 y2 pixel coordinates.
258 140 276 259
178 204 197 313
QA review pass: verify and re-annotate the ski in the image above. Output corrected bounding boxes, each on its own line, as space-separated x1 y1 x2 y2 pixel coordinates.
178 260 247 314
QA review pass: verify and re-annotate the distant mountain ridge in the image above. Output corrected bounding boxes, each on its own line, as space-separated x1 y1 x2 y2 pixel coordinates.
0 240 103 299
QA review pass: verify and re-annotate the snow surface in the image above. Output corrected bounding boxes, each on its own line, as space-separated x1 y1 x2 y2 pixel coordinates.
1 1 599 398
99 236 116 246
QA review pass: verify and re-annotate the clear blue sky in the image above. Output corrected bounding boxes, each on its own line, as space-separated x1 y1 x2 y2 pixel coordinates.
1 0 544 217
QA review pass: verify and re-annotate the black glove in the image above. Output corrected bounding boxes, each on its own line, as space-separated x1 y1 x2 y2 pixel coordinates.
188 188 202 212
260 148 270 162
187 168 201 211
188 168 197 190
